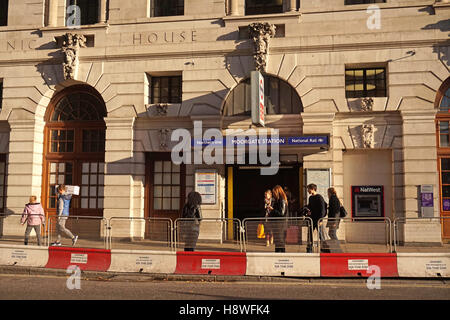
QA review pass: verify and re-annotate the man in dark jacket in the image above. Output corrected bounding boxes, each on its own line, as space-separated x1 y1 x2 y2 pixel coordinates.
306 184 326 253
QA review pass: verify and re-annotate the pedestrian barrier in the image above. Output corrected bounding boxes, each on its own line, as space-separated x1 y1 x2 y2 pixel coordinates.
48 215 108 249
0 243 49 267
0 214 49 247
320 253 399 277
45 246 111 271
175 251 247 275
174 218 243 252
107 217 173 251
396 253 450 278
242 217 313 253
108 249 177 274
318 217 393 253
393 217 450 253
246 252 321 277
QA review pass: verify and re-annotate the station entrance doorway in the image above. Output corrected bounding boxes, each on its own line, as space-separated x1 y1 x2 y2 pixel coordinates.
229 165 302 221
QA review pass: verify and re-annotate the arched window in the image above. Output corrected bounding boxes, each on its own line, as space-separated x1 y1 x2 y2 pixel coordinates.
51 91 106 122
43 85 106 217
438 84 450 113
223 75 303 116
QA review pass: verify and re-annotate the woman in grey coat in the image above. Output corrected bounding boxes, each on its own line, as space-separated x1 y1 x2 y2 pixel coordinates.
181 191 203 251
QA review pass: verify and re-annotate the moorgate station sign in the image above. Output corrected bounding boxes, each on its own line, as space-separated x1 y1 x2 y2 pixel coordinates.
192 136 329 147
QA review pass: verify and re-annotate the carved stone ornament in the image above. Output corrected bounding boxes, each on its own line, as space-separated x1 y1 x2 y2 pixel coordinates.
155 103 169 116
248 22 276 72
159 128 171 150
62 33 87 80
361 124 375 149
360 97 374 112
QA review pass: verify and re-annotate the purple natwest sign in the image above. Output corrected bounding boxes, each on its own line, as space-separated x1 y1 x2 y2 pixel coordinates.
421 193 433 207
443 199 450 211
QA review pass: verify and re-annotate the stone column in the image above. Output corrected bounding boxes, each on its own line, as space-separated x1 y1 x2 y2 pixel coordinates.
230 0 239 16
289 0 297 12
47 0 59 27
99 0 107 23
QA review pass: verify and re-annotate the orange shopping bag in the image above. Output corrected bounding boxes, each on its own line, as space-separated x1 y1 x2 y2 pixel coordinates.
257 223 265 239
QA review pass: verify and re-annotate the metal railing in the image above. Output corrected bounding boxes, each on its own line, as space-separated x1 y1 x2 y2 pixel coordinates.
107 217 173 251
242 217 314 253
174 218 243 252
0 214 49 247
318 217 393 253
48 215 108 249
393 217 450 253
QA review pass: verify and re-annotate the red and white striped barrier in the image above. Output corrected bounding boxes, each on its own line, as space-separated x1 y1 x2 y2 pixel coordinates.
108 250 176 274
320 253 399 277
397 253 450 278
246 253 320 277
1 244 449 278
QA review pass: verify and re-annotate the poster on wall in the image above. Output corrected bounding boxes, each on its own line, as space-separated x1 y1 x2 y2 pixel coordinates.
305 169 331 202
195 170 217 205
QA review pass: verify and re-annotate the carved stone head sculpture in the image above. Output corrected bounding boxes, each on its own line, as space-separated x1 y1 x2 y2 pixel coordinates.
248 23 276 72
62 33 87 80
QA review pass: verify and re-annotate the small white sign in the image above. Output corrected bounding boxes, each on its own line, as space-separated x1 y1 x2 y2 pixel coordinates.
348 259 369 271
11 250 27 260
426 260 447 271
195 170 217 204
201 259 221 269
70 253 88 264
55 185 80 195
136 256 152 266
274 259 294 270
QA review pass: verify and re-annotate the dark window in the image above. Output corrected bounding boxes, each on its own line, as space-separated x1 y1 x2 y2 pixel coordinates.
439 87 450 113
223 75 303 116
67 0 99 26
50 130 75 153
151 0 184 17
345 0 386 4
150 76 182 104
440 121 450 148
51 92 106 122
82 129 105 153
0 154 6 213
345 68 387 98
0 80 3 110
0 0 7 26
245 0 283 15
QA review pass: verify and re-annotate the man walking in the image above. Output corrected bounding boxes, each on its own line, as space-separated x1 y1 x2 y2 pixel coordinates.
306 184 326 253
52 185 78 246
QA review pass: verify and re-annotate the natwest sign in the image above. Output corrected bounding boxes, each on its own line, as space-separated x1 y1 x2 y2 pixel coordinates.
251 71 265 127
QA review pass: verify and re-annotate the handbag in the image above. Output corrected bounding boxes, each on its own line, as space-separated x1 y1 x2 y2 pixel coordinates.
257 223 265 239
339 206 348 218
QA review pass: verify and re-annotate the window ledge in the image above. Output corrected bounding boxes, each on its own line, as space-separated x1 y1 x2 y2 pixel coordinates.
300 1 435 14
223 12 301 26
38 23 109 34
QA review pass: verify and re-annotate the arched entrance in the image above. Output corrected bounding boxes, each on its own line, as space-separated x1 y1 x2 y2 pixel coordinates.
436 77 450 241
42 85 106 219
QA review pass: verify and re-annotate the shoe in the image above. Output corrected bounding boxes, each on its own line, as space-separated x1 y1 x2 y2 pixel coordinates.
51 242 61 246
72 235 78 246
24 241 28 245
266 241 270 247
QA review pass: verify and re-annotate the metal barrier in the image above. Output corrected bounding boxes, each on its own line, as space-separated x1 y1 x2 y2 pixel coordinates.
393 217 450 253
0 214 49 247
48 215 108 249
242 217 313 253
107 217 173 251
318 217 393 253
174 218 243 252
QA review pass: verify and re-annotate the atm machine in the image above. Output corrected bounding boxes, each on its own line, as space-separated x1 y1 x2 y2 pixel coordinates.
351 186 385 218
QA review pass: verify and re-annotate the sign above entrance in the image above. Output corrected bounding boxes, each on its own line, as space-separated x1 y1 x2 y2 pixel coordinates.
251 71 265 127
192 136 329 147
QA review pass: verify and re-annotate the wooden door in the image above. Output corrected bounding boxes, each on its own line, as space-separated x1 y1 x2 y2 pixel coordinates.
145 152 185 239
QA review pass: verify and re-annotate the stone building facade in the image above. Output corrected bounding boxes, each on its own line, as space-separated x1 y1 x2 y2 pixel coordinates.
0 0 449 243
